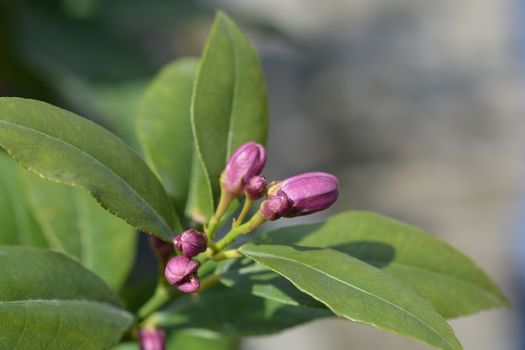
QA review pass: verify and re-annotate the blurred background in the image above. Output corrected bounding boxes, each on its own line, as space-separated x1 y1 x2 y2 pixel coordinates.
0 0 522 349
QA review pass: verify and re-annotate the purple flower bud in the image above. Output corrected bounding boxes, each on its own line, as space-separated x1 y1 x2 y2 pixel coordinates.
245 175 267 200
260 195 291 220
173 229 207 257
272 172 339 217
164 256 199 285
221 142 266 196
139 328 165 350
176 273 201 293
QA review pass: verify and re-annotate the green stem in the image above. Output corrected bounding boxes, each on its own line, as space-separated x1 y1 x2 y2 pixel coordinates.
213 249 243 261
138 283 174 321
215 213 266 251
233 198 252 227
206 190 234 240
140 274 221 326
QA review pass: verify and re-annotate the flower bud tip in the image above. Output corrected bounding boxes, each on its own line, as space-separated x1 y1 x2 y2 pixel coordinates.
245 175 267 200
221 142 266 196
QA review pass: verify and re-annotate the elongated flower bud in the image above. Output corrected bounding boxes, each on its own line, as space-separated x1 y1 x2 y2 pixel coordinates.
270 172 339 217
173 229 207 257
245 175 267 200
164 256 199 285
139 328 165 350
221 142 266 196
260 195 291 220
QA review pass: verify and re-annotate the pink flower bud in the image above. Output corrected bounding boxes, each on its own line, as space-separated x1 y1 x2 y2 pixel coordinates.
139 328 165 350
271 172 339 217
164 256 199 285
260 195 291 220
245 175 267 200
175 274 201 293
173 229 207 257
221 142 266 196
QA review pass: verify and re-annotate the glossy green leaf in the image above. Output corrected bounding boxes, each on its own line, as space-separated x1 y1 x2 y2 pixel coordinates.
219 258 323 308
0 154 47 247
251 211 508 318
192 11 268 199
0 97 179 240
137 58 198 213
21 170 137 290
0 246 133 349
154 284 331 336
239 244 462 350
185 152 215 224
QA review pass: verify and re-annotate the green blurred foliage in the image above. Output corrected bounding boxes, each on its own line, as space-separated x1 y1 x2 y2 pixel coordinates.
0 0 207 142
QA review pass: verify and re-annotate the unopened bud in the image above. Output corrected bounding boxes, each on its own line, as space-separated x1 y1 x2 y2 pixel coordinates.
173 229 207 257
221 142 266 196
260 194 291 220
269 172 339 217
139 328 165 350
164 256 199 285
245 175 267 200
175 274 201 293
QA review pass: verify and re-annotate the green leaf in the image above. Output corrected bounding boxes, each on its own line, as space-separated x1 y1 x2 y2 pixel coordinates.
192 11 268 200
0 97 180 240
136 58 199 213
239 244 462 350
0 154 47 247
185 152 215 224
219 258 323 308
0 246 133 349
20 170 137 290
154 284 331 336
251 211 509 318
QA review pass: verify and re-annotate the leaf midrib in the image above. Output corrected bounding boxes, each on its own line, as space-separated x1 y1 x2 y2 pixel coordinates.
242 248 457 350
0 119 173 236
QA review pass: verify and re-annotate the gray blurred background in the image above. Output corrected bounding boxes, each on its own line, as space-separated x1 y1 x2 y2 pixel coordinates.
1 0 522 348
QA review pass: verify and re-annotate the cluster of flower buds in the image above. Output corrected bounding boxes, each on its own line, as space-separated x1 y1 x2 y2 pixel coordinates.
164 229 207 293
221 141 339 221
163 141 338 293
139 328 165 350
